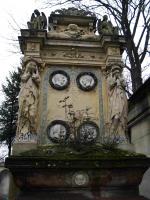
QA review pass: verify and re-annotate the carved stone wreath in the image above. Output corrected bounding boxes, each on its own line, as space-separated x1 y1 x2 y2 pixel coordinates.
76 72 97 91
49 70 70 90
77 121 99 144
47 120 70 143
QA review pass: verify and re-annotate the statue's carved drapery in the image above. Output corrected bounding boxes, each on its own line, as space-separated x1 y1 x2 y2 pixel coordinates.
17 61 40 136
107 64 128 136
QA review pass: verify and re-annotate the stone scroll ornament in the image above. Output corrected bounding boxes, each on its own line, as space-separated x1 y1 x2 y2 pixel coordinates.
106 64 128 136
27 9 47 30
16 61 41 142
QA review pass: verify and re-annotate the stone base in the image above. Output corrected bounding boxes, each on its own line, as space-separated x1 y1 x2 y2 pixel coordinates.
5 157 150 200
117 143 135 152
12 143 37 155
15 189 148 200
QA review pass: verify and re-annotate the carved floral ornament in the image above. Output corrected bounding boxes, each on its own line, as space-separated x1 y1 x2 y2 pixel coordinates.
51 7 96 17
49 70 98 91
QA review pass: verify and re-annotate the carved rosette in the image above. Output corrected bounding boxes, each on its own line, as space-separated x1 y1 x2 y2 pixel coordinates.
15 59 41 143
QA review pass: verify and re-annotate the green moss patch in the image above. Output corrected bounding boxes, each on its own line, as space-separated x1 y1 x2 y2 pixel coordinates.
18 144 146 160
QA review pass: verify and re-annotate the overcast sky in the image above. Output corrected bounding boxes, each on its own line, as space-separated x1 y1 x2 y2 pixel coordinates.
0 0 52 101
0 0 149 99
0 0 51 156
0 0 40 155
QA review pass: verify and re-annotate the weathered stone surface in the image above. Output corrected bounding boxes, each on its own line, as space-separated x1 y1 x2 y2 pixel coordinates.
128 78 150 156
140 167 150 199
5 156 150 199
6 8 149 200
16 24 126 152
14 190 149 200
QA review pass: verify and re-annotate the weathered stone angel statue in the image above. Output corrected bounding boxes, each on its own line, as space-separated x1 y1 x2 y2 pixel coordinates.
27 9 47 30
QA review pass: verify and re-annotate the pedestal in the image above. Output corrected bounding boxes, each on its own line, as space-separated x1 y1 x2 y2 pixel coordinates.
5 156 150 200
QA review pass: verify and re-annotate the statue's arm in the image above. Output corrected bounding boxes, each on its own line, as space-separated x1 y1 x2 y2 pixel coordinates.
32 67 41 84
21 72 30 83
108 77 117 90
119 77 126 89
41 12 47 29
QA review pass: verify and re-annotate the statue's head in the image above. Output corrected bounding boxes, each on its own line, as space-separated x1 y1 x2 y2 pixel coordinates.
26 61 37 74
34 9 40 16
103 15 108 21
112 65 122 78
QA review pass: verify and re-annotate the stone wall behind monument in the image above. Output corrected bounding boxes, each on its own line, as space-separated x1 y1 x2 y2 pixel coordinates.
128 78 150 156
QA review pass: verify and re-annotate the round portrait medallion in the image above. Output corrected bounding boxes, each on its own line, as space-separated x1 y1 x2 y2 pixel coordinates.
72 171 89 186
76 72 97 91
49 70 70 90
77 121 99 144
47 120 70 143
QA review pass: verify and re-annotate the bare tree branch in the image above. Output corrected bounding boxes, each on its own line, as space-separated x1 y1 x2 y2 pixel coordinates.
40 0 150 92
132 0 143 39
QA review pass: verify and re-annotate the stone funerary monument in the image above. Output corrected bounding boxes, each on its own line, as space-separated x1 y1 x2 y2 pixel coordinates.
5 8 150 200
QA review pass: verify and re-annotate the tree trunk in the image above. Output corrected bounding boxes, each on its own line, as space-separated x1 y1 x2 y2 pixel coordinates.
121 10 143 92
126 41 143 92
8 138 11 157
130 67 142 92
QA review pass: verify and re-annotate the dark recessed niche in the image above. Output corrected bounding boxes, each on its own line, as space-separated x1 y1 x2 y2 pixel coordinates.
47 120 70 143
77 121 99 144
76 72 97 91
49 70 70 90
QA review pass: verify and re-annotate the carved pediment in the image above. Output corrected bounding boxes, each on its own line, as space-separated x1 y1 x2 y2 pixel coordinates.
48 7 97 35
51 7 96 17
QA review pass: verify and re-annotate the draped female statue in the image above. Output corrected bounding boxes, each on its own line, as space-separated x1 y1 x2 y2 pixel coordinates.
107 65 128 136
17 61 40 137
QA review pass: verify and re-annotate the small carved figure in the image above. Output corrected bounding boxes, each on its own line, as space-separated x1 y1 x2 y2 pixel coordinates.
64 24 84 39
27 9 47 30
17 61 41 136
107 65 128 136
97 15 118 35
